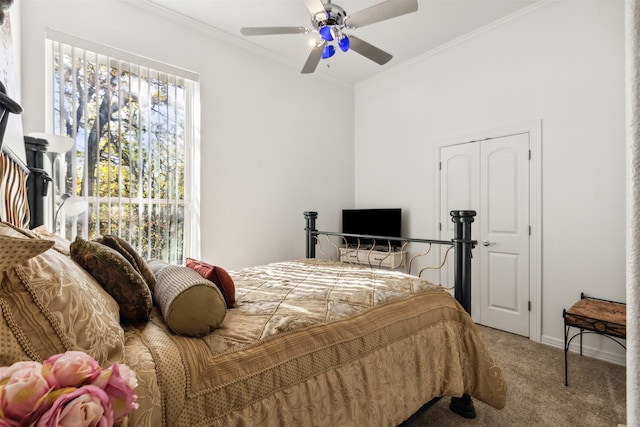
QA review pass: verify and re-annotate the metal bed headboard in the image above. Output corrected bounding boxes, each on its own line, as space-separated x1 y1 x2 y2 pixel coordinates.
304 210 477 315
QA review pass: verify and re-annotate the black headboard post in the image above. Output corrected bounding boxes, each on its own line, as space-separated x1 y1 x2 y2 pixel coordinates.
451 210 476 314
304 211 318 258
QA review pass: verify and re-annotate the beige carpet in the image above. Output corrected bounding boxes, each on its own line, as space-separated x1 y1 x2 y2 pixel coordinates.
403 326 626 426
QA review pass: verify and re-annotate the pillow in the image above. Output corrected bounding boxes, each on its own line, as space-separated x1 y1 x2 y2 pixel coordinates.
0 236 54 273
0 223 125 365
0 220 39 239
149 260 226 337
185 257 236 308
95 235 156 294
31 225 72 256
0 298 39 366
70 238 152 324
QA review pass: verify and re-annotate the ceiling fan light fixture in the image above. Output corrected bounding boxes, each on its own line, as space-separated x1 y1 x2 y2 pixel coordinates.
321 44 336 59
319 25 334 41
240 0 419 74
339 35 350 52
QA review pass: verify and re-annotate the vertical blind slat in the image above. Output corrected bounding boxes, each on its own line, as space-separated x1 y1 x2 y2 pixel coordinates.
128 64 134 241
137 66 144 257
117 59 123 238
146 68 154 261
70 46 79 240
172 75 179 264
82 49 90 237
94 55 101 237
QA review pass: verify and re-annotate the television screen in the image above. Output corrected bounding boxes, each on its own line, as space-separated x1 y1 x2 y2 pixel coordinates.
341 208 402 248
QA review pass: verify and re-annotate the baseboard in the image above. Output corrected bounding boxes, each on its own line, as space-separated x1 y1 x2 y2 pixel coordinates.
541 335 626 366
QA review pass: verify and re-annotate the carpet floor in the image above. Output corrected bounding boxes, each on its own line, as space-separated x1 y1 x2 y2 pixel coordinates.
403 326 626 426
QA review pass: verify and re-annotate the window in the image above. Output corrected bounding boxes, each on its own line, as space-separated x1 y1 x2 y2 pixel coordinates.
45 30 200 263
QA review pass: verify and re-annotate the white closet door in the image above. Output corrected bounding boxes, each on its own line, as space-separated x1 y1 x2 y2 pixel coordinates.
440 133 530 336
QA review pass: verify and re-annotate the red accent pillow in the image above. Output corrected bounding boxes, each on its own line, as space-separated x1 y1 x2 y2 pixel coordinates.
185 258 236 308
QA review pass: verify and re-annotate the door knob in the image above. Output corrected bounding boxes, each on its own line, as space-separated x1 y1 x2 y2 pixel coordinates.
482 240 494 246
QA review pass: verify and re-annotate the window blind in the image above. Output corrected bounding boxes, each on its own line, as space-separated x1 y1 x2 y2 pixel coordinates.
45 30 200 264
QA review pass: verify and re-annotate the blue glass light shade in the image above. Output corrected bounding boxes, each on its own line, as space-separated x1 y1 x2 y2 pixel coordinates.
319 26 334 41
338 35 350 52
321 45 336 59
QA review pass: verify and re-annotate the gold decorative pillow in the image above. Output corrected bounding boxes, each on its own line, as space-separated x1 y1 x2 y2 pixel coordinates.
148 260 226 337
0 220 38 238
31 224 72 256
0 236 54 272
96 235 156 294
0 223 125 365
0 298 39 366
70 238 152 324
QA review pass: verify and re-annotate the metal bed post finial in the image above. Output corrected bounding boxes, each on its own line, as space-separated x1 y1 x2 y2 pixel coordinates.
304 211 318 258
450 210 476 315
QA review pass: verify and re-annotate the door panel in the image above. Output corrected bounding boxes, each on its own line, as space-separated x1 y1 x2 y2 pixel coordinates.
487 150 519 233
440 144 479 236
439 143 479 317
487 252 519 311
480 133 530 336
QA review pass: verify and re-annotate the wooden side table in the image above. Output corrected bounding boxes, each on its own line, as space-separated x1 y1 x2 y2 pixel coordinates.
562 293 626 386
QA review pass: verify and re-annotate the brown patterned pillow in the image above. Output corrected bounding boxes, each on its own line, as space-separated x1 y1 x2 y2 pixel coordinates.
0 236 54 272
96 235 156 294
0 223 125 365
70 239 153 324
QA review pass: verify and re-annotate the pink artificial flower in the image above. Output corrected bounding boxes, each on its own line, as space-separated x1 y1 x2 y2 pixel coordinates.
43 351 101 389
34 385 113 427
0 361 42 382
0 363 50 422
1 355 138 426
112 364 138 393
0 417 19 427
92 364 138 424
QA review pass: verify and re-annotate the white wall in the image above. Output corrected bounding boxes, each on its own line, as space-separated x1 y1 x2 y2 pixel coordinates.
19 0 355 269
354 0 626 358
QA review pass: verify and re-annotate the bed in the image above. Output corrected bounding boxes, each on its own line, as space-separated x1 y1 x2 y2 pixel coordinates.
0 149 506 426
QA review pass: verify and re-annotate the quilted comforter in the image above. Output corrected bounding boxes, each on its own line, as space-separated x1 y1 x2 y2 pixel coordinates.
123 259 507 426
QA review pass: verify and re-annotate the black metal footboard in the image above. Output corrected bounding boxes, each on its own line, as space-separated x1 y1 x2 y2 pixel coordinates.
304 210 476 315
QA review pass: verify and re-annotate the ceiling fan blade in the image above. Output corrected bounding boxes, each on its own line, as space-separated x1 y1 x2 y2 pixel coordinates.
304 0 327 16
348 35 393 65
240 26 310 36
346 0 418 29
301 44 323 74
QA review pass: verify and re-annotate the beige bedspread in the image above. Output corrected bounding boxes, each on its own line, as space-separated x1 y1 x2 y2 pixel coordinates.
123 259 506 427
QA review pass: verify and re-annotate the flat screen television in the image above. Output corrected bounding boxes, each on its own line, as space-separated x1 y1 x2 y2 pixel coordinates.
342 208 402 249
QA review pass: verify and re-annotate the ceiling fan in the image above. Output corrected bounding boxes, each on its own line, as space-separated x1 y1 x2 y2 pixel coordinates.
240 0 419 74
